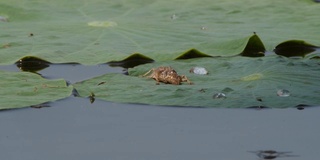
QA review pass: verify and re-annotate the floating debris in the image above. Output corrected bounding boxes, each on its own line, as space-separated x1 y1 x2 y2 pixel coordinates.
277 89 290 97
189 67 208 75
212 93 226 99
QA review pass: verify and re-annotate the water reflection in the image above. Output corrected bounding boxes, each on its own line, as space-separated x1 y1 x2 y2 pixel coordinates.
248 150 299 159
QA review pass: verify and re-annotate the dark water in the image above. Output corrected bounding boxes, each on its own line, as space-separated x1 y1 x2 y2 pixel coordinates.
0 64 319 160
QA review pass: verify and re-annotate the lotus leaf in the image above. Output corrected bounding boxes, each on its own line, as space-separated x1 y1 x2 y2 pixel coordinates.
1 0 319 64
73 56 320 108
0 71 72 110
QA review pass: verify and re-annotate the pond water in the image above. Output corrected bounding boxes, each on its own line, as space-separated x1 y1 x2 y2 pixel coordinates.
0 64 319 160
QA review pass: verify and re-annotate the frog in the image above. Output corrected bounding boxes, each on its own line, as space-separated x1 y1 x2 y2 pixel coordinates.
142 66 193 85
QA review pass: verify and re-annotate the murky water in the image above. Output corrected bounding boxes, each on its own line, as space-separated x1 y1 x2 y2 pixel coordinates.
0 64 319 160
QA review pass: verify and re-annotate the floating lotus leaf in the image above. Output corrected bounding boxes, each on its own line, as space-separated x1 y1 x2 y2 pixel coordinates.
0 71 73 110
15 56 51 72
1 0 320 109
108 53 154 68
1 0 320 64
240 34 265 57
73 56 320 108
274 40 319 57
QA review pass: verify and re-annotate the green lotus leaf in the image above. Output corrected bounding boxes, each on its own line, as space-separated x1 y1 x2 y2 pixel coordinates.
240 34 265 57
175 49 213 60
274 40 319 57
1 0 320 65
108 53 154 68
73 56 320 108
0 70 73 110
15 56 51 72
